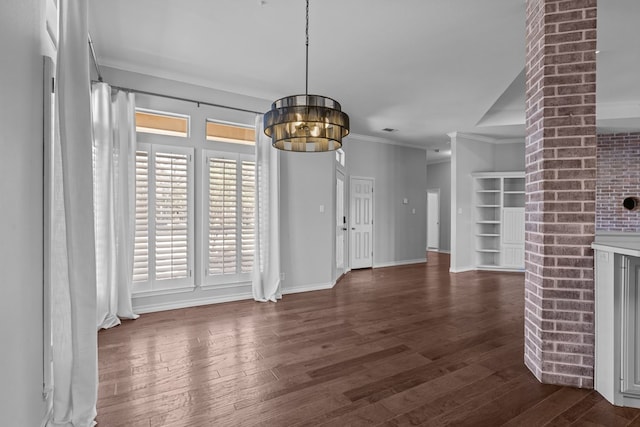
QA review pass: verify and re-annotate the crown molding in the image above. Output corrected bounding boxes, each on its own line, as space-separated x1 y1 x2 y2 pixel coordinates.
447 131 524 144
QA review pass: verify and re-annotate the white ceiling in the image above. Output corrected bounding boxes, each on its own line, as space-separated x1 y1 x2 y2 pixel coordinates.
89 1 640 163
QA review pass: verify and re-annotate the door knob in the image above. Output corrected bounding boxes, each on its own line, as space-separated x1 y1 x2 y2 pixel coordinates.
342 227 347 231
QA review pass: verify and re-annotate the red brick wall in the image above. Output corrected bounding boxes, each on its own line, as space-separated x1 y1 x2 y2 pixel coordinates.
524 0 597 388
597 133 640 231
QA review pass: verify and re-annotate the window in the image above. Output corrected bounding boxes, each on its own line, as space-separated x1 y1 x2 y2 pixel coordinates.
336 148 345 167
206 120 255 146
132 104 256 295
202 150 255 285
133 143 194 293
136 109 189 138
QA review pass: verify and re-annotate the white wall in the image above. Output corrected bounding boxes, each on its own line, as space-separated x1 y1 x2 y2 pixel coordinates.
0 0 49 425
280 153 335 292
344 136 427 267
494 142 526 171
450 134 525 272
450 134 495 271
426 161 452 252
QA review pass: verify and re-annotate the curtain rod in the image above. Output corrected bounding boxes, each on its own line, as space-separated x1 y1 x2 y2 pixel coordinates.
97 82 264 115
88 34 103 82
87 35 263 115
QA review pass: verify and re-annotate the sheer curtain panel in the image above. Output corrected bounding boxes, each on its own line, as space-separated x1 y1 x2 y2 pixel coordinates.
92 83 139 329
48 0 98 426
252 115 282 302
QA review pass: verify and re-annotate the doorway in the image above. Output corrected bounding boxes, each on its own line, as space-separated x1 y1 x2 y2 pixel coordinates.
427 189 440 250
350 177 374 269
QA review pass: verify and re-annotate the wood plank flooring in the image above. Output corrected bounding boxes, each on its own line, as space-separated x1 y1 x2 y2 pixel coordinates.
96 252 640 426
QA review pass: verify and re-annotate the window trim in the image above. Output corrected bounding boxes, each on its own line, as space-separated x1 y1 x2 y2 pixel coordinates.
201 149 256 286
133 142 195 294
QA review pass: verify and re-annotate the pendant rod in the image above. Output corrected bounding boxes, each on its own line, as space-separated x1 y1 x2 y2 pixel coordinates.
305 0 309 97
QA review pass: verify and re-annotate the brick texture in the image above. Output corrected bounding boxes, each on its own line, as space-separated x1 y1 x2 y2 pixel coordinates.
524 0 597 389
596 133 640 231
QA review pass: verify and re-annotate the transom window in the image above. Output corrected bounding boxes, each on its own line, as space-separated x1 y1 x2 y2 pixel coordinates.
206 120 255 146
136 109 189 138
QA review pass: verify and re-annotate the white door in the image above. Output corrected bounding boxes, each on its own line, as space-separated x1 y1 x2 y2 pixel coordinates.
350 177 373 269
427 190 440 250
336 171 346 277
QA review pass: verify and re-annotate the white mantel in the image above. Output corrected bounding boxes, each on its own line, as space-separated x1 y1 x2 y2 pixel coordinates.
592 232 640 409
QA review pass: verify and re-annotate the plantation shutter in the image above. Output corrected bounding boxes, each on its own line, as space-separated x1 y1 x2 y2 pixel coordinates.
241 161 255 273
208 158 238 275
205 152 255 283
132 143 193 292
133 149 149 282
155 151 189 280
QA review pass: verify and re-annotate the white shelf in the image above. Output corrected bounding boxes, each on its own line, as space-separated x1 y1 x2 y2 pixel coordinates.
473 171 525 272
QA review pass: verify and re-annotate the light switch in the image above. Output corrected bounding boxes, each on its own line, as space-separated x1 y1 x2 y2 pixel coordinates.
412 208 416 214
319 204 325 213
403 198 409 204
458 208 463 215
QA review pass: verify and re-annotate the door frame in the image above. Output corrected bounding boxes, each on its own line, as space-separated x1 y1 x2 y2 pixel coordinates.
349 176 375 269
335 169 347 279
427 188 440 251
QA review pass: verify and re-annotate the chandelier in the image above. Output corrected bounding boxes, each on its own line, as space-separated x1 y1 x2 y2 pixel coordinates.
263 0 349 152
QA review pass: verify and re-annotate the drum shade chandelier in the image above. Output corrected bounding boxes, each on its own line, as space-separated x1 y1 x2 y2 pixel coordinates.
264 0 349 152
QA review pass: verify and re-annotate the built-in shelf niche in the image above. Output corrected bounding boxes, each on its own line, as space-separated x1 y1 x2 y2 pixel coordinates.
472 172 525 271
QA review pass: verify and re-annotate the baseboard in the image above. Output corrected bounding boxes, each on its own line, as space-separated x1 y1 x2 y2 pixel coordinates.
282 281 335 295
429 249 450 254
476 266 525 273
449 266 475 273
449 265 524 273
374 258 426 268
133 292 253 313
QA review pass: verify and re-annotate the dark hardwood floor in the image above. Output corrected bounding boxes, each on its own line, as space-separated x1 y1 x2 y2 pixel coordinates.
97 252 640 426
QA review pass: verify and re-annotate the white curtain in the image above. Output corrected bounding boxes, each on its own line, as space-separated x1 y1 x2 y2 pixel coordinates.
49 0 98 426
252 115 282 302
92 82 139 329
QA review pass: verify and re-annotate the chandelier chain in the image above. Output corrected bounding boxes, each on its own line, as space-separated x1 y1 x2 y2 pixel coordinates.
305 0 309 96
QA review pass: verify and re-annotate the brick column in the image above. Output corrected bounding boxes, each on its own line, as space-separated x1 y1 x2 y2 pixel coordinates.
524 0 597 388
